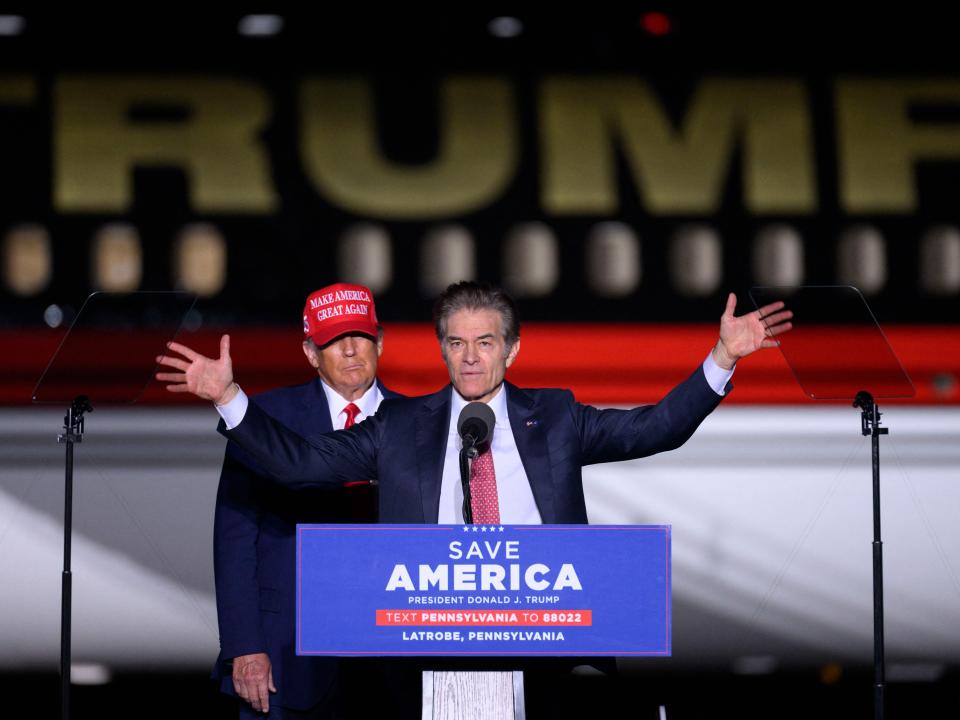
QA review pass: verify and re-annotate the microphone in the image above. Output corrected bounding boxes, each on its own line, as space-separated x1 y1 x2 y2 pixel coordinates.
457 402 496 459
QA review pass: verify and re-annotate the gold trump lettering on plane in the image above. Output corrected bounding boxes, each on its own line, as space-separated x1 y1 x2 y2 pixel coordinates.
1 74 958 217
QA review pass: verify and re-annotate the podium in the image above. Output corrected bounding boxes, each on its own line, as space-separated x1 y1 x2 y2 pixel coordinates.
297 524 671 720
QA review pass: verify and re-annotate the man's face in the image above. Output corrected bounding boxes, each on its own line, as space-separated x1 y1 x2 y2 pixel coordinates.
441 308 519 403
302 332 382 401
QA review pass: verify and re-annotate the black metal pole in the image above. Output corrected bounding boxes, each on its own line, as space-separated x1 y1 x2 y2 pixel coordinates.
58 396 91 720
61 429 73 720
854 391 888 720
870 402 886 720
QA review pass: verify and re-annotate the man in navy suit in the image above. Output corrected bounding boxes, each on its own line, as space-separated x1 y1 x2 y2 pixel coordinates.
160 282 791 526
210 282 399 719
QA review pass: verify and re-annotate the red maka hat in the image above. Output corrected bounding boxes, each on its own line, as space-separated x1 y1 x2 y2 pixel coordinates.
302 283 378 347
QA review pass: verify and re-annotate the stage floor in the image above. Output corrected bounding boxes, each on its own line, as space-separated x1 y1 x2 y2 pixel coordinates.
4 668 957 719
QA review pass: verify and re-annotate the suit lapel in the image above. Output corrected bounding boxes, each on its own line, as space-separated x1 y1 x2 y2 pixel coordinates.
415 386 452 524
506 382 556 524
294 378 333 435
303 377 395 432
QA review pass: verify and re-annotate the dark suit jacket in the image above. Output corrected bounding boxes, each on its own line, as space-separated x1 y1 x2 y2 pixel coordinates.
220 366 726 524
212 377 399 710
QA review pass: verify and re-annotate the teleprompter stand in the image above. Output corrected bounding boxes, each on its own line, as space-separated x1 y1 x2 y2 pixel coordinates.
750 286 914 720
56 395 92 720
32 291 196 720
853 390 890 720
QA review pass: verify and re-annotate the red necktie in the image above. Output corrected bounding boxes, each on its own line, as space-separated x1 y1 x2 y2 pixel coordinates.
470 445 500 524
342 402 360 429
343 403 376 504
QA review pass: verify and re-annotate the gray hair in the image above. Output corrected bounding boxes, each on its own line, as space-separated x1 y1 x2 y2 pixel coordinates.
433 282 520 348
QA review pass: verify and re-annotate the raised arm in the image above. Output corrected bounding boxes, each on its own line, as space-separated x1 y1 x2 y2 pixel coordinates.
220 400 381 490
579 292 793 464
157 334 380 488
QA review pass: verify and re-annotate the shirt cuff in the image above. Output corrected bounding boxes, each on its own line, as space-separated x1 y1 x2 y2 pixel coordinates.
216 387 249 429
702 352 735 396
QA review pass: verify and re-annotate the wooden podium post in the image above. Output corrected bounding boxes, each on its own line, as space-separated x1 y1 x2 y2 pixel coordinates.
422 671 526 720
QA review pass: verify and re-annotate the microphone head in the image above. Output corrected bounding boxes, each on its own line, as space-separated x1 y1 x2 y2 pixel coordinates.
457 401 496 447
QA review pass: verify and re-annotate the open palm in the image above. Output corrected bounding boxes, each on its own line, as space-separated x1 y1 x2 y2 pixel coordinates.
156 334 237 404
714 293 793 369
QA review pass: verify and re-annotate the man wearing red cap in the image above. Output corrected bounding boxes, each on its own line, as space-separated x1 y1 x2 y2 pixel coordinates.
211 283 399 720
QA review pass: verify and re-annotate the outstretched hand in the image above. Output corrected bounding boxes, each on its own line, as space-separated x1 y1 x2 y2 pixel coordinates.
712 293 793 369
156 334 238 405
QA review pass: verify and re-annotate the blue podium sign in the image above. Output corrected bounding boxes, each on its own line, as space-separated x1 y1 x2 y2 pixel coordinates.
297 524 671 656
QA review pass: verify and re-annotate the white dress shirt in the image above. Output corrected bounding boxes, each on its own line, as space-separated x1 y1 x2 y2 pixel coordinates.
320 380 383 430
437 383 542 524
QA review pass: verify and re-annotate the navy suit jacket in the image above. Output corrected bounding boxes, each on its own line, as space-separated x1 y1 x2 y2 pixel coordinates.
220 366 725 525
212 377 399 710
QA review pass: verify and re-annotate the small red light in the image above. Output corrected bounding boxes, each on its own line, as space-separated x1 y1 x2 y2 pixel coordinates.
641 12 672 36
